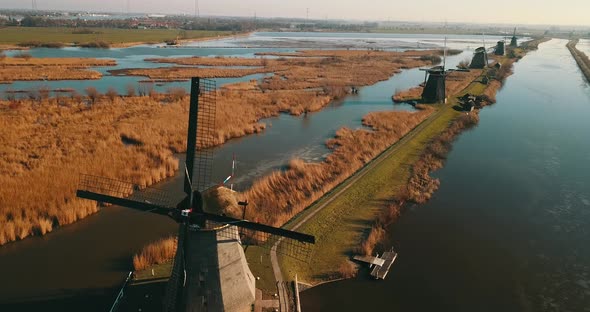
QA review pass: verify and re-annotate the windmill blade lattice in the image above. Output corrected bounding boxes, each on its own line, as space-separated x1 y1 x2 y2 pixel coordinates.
78 174 176 210
207 221 313 262
214 222 314 262
186 78 217 193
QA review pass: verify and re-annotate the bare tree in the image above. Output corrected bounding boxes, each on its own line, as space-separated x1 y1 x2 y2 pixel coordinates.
70 90 83 103
39 86 51 100
27 87 40 102
338 261 357 278
85 86 100 104
167 87 187 102
137 81 154 97
106 87 118 103
14 52 32 60
126 83 136 97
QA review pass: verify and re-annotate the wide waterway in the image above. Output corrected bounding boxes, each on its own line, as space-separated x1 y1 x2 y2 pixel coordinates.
0 33 505 311
302 39 590 312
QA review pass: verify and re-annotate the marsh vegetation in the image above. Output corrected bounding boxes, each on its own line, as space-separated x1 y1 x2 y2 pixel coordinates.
0 56 116 83
0 49 438 245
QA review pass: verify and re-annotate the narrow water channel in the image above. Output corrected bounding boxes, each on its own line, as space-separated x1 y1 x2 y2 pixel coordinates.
302 39 590 312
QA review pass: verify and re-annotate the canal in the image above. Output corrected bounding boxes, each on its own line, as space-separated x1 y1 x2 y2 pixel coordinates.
302 39 590 312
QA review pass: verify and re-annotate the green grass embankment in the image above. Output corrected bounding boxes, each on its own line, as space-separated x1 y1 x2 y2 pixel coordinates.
279 104 458 284
566 39 590 82
0 27 232 48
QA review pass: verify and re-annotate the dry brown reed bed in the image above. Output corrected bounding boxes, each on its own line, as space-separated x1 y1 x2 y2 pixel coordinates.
0 57 116 67
109 67 273 80
256 49 439 58
0 56 115 82
0 67 103 82
132 236 177 270
0 84 343 246
0 87 395 245
258 50 435 92
0 96 184 245
146 56 267 67
116 50 439 91
0 49 440 246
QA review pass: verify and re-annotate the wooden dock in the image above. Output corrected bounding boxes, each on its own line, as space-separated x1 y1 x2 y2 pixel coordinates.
352 255 385 267
353 248 398 280
370 249 397 279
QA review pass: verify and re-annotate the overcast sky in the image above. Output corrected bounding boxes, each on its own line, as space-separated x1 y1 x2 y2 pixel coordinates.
1 0 589 26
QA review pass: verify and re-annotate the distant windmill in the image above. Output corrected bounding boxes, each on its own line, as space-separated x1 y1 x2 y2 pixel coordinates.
495 40 505 56
77 78 315 311
470 47 488 68
510 28 518 47
420 37 469 103
469 33 489 69
32 0 37 11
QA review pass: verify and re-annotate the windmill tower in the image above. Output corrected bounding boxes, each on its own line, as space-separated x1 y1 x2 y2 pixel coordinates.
495 40 505 56
510 28 518 47
77 78 315 312
470 34 489 68
420 37 470 104
32 0 38 10
420 66 447 103
470 47 488 68
420 37 449 103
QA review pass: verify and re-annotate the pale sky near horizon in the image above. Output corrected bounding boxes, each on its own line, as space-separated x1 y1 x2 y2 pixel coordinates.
1 0 589 26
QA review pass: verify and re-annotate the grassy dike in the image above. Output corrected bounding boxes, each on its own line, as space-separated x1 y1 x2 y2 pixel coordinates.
566 39 590 82
0 27 232 48
279 104 459 284
269 46 537 287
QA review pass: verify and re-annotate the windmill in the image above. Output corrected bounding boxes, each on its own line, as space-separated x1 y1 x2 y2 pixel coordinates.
510 28 518 47
495 40 505 56
469 33 489 69
77 77 315 312
420 37 469 104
